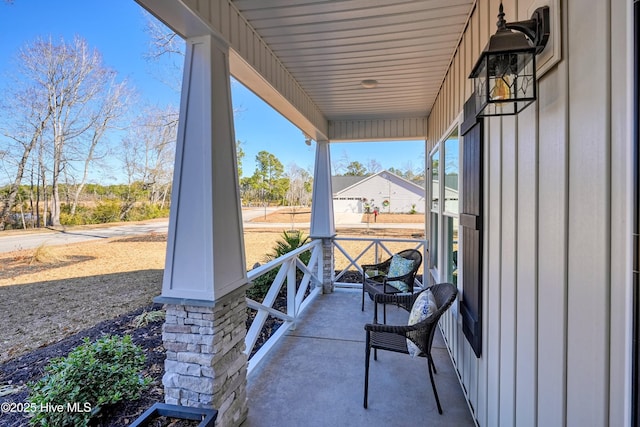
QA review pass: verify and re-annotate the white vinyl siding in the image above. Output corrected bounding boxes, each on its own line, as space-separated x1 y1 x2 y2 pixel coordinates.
334 173 425 214
427 1 633 426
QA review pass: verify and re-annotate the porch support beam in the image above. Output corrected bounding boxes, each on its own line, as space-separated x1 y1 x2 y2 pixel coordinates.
310 140 336 239
310 140 336 293
159 34 247 302
156 34 248 427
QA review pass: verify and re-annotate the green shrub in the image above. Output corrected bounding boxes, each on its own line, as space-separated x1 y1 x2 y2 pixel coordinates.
91 200 122 223
247 269 278 301
59 205 93 226
268 230 311 263
127 203 170 221
28 335 150 426
247 230 311 301
132 309 165 327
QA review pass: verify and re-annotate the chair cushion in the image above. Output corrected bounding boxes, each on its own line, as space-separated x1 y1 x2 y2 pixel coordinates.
386 254 414 292
407 289 437 357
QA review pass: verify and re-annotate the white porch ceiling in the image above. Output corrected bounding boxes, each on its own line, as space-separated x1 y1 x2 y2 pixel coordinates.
136 0 475 141
233 0 473 121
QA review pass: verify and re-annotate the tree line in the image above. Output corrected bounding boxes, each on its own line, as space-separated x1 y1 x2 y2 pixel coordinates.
238 148 313 207
333 158 425 184
236 150 425 207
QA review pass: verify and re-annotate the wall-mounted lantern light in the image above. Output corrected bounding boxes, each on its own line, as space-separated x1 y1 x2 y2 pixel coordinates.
469 2 550 117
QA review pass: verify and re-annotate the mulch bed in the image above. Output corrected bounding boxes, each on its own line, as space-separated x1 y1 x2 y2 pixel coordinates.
0 304 170 427
0 299 305 426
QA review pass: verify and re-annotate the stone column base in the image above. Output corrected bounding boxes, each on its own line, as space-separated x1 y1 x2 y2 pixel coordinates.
321 238 335 294
161 288 248 427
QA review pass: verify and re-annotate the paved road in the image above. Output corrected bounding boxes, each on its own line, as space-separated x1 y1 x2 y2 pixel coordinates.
0 220 170 253
0 207 423 253
0 208 274 253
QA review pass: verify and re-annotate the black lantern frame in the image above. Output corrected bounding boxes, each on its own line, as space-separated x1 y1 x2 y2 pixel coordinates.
469 3 550 117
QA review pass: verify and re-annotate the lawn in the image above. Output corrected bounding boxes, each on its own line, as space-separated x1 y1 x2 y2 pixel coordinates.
0 211 424 364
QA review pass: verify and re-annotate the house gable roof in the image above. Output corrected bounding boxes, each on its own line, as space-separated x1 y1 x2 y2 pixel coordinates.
331 175 365 194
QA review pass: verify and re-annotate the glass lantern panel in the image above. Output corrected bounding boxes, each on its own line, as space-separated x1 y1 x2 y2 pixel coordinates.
513 53 535 99
473 58 489 113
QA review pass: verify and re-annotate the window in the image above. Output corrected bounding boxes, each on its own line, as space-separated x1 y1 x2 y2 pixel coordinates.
444 136 459 214
431 151 439 211
445 217 459 286
429 127 460 286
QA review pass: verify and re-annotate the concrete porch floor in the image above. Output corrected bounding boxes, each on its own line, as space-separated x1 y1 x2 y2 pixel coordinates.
242 288 476 427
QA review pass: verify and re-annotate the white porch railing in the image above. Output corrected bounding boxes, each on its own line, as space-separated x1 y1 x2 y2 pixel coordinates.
244 236 427 375
244 240 323 375
333 236 427 288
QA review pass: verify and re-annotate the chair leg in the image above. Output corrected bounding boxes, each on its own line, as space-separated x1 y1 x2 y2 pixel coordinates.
364 335 371 408
383 303 387 324
427 356 443 414
362 285 365 311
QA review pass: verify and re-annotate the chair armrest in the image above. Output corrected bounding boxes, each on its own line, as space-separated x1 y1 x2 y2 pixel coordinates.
361 263 379 270
362 267 388 278
362 264 388 284
364 322 418 334
374 290 425 312
363 273 386 281
362 258 392 272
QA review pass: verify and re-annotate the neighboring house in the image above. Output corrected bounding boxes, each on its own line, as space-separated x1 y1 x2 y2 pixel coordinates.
332 170 425 214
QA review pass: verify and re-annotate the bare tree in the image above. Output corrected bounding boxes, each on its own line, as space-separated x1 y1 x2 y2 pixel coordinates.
144 16 184 59
67 79 132 215
120 105 177 216
0 77 52 230
285 163 312 206
333 149 351 175
16 36 126 226
141 106 176 207
119 134 143 219
366 158 382 174
143 14 185 92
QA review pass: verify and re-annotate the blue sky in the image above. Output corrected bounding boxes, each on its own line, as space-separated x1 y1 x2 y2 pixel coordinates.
0 0 425 182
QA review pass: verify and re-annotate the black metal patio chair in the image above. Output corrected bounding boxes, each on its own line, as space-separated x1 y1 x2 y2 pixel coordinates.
361 249 422 323
363 283 458 414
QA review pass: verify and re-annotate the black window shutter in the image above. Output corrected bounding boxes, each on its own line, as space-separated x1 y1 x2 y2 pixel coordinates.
460 95 484 358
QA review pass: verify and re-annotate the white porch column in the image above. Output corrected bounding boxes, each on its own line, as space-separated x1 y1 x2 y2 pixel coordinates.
156 34 248 427
310 139 336 293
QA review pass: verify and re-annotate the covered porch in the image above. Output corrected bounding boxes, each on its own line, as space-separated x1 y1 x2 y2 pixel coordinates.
129 0 640 426
132 0 474 425
243 289 474 427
